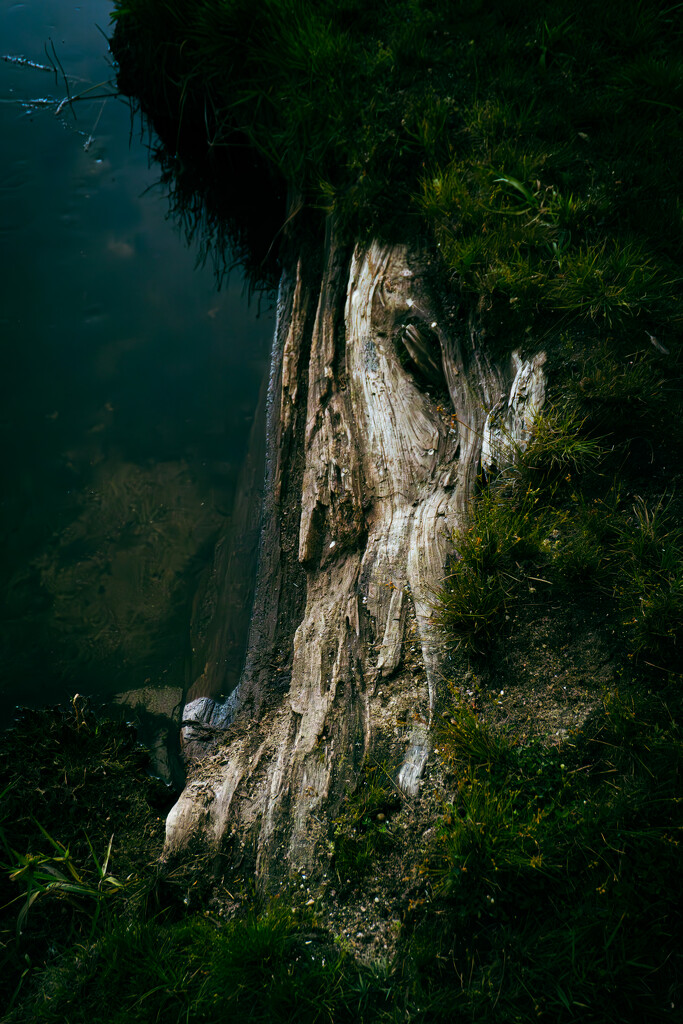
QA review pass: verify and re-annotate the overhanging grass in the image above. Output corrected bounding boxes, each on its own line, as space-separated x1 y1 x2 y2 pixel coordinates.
111 0 682 338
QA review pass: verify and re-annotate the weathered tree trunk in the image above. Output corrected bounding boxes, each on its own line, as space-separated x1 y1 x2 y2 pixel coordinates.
165 226 546 883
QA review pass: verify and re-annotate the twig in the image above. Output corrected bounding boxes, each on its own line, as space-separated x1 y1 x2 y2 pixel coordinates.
56 80 115 117
44 41 58 84
95 24 111 47
84 99 107 151
1 54 53 72
643 660 675 675
370 755 415 805
49 38 74 119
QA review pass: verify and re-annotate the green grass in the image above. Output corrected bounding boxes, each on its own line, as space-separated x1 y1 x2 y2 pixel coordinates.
0 708 392 1024
436 365 683 668
408 692 683 1023
111 0 682 334
4 699 681 1022
435 482 558 652
437 476 683 668
16 908 393 1024
331 762 401 883
564 342 668 440
614 496 683 666
0 702 175 1014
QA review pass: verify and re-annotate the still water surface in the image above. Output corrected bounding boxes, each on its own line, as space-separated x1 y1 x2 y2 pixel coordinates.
0 2 273 724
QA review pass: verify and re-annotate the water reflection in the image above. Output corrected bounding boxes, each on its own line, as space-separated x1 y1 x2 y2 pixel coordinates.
0 2 274 740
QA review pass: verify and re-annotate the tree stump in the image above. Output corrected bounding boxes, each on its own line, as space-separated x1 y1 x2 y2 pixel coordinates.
165 228 546 883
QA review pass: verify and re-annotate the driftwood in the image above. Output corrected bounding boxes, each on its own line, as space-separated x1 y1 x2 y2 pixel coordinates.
165 229 546 881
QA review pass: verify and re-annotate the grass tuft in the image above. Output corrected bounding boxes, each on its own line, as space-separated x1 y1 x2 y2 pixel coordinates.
418 693 683 1022
332 762 400 883
436 393 683 668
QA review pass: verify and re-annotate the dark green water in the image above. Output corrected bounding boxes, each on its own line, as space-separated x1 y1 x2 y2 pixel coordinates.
0 2 273 721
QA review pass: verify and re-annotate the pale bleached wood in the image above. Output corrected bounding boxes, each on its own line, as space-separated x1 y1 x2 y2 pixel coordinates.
165 235 546 882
